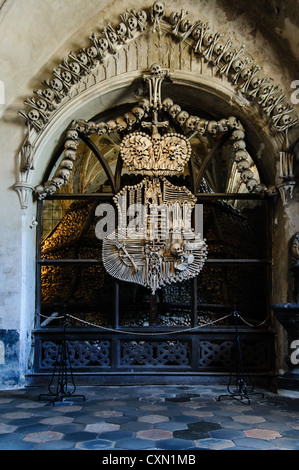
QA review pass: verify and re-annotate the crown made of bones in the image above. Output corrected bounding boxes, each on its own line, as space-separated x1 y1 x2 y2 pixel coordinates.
120 129 191 176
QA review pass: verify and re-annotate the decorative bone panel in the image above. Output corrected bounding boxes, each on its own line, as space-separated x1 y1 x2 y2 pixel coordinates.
102 178 208 294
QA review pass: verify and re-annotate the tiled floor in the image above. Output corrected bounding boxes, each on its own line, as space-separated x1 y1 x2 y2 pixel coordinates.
0 384 298 450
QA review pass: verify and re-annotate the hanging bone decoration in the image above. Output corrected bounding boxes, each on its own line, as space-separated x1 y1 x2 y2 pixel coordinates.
278 130 296 205
102 178 208 294
18 2 297 138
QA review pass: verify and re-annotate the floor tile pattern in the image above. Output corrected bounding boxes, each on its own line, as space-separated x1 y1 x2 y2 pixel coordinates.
0 385 298 450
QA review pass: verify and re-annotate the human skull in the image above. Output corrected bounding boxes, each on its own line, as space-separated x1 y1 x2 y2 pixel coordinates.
87 46 98 59
196 119 208 135
35 185 47 199
132 106 145 120
66 129 79 140
139 98 150 113
203 34 213 47
207 120 218 135
98 38 109 52
50 78 63 92
231 59 243 73
151 63 162 75
233 140 246 151
52 176 65 189
43 88 55 101
217 118 228 132
171 242 183 257
152 1 165 17
176 110 189 126
186 116 199 131
36 99 48 111
64 149 77 161
117 22 127 37
77 52 88 65
169 104 181 119
162 97 174 112
97 122 108 135
115 117 127 131
180 18 191 32
152 132 161 145
124 112 137 127
61 70 72 83
234 149 248 162
227 116 239 129
106 120 117 133
232 130 245 141
223 50 234 63
44 181 57 195
60 159 74 171
279 114 293 127
241 169 254 182
214 42 224 56
65 139 77 150
254 183 267 194
274 103 287 115
241 67 252 81
57 167 71 181
246 178 258 192
236 159 250 171
137 10 147 25
69 62 81 75
250 74 262 89
128 16 138 31
192 24 202 40
28 109 40 121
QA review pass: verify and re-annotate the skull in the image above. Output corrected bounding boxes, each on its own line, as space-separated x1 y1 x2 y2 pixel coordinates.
227 116 239 129
50 78 63 92
203 34 213 47
232 59 243 73
117 22 127 37
61 70 72 83
246 178 258 192
241 169 254 182
128 16 138 31
192 25 202 40
57 167 71 182
77 52 88 65
115 117 127 131
176 110 189 126
132 106 145 120
98 38 109 52
44 181 57 195
106 120 117 133
162 97 173 112
97 122 108 135
223 50 234 63
250 74 262 89
236 159 250 171
214 42 224 56
69 62 81 75
64 149 77 161
87 46 98 59
152 132 161 145
241 67 252 81
186 116 199 131
180 18 191 33
107 29 118 44
28 109 40 121
66 129 79 140
196 119 208 135
171 242 183 257
233 140 246 151
43 88 55 101
254 183 267 194
36 99 48 111
152 1 165 17
124 112 137 127
234 150 248 162
135 145 145 160
137 10 147 25
65 139 77 150
232 130 245 141
52 176 65 189
279 114 292 126
218 118 228 132
207 120 219 135
274 103 286 114
60 159 74 171
151 63 162 75
139 98 150 113
35 185 47 200
169 104 181 119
